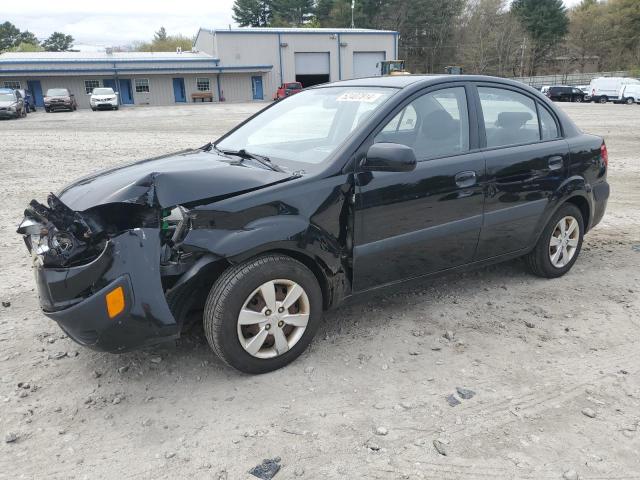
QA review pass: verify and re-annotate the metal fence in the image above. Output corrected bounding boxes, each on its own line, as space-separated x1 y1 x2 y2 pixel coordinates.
510 71 634 88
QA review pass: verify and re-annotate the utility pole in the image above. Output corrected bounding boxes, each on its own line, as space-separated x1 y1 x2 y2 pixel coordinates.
351 0 355 28
520 37 526 77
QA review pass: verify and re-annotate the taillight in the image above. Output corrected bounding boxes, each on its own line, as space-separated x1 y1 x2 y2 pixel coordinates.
600 142 608 168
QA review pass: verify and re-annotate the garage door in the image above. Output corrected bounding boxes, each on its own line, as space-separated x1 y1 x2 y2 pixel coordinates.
353 51 385 78
295 52 330 75
295 52 330 88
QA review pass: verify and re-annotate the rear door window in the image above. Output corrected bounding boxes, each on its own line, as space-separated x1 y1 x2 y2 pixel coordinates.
478 87 540 148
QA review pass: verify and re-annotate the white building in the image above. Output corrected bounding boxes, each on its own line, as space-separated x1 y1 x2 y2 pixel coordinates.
0 28 397 108
195 27 398 100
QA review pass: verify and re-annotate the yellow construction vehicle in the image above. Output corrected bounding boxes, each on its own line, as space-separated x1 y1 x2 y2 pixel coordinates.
379 60 410 76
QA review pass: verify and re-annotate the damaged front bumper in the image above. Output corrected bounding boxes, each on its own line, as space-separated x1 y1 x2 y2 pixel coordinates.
31 228 180 352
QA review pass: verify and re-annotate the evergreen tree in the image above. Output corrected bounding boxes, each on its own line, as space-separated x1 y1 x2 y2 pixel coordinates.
42 32 74 52
154 27 168 42
512 0 569 75
271 0 315 26
232 0 273 27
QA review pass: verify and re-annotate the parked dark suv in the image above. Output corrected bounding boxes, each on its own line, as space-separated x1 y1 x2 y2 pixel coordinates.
44 88 77 112
18 76 609 373
546 86 586 102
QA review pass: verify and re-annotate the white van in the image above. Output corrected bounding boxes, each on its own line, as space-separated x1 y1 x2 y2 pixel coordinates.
589 77 640 103
618 84 640 104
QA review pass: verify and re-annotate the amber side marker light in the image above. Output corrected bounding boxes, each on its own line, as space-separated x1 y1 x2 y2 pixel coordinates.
106 286 125 319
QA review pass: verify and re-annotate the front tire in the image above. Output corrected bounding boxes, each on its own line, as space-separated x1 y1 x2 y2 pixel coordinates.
203 254 322 374
626 97 635 105
599 96 608 104
525 203 584 278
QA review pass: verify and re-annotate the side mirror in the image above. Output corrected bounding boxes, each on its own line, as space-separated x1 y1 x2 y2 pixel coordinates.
361 143 417 172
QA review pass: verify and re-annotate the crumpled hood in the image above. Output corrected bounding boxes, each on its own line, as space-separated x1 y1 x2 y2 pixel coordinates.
58 149 297 211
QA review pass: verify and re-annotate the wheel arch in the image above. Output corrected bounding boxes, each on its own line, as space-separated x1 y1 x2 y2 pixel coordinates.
564 195 591 231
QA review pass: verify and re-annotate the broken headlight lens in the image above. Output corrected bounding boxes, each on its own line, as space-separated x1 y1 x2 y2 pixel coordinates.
18 218 83 264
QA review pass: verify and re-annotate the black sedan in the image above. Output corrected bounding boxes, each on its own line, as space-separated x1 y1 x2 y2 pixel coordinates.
18 75 609 373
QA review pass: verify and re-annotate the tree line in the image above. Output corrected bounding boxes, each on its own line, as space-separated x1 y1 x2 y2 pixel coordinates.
232 0 640 76
0 21 74 52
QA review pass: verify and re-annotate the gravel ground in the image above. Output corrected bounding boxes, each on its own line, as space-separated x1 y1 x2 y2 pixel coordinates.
0 102 639 480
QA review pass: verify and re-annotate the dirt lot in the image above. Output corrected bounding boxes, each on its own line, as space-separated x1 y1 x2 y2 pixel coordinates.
0 102 638 480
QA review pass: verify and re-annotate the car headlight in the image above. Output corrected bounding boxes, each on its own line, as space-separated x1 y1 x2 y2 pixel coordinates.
8 106 16 112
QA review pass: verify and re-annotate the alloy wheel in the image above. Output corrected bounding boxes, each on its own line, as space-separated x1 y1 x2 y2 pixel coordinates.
549 216 580 268
237 279 310 359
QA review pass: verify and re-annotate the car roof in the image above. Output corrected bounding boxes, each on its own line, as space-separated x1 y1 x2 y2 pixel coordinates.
313 74 539 91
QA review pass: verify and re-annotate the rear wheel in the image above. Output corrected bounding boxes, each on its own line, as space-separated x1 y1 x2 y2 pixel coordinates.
626 97 635 105
599 96 608 104
525 203 584 278
203 254 322 374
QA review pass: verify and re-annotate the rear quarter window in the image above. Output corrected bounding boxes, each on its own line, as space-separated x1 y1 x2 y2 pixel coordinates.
538 104 560 140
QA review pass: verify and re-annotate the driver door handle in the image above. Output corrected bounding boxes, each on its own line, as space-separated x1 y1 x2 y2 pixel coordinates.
455 170 477 188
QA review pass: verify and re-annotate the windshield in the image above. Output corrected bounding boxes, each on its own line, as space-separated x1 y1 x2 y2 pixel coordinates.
0 93 16 102
92 88 114 95
46 89 69 96
217 86 395 164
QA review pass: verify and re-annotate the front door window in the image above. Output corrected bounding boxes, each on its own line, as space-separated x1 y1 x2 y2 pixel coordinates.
374 87 470 160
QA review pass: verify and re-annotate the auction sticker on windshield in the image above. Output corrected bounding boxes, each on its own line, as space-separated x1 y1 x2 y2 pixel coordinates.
336 92 384 103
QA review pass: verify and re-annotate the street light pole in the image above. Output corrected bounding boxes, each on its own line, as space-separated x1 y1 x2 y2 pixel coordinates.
351 0 355 28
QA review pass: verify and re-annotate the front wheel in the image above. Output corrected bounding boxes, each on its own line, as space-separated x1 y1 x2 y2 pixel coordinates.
626 97 635 105
575 96 583 103
599 96 608 104
525 203 584 278
203 254 323 374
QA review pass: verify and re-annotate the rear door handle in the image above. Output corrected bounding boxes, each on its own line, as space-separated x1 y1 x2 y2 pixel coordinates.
548 156 564 170
455 170 477 188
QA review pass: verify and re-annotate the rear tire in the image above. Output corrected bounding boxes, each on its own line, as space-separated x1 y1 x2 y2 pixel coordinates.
525 203 584 278
203 254 322 374
626 97 635 105
599 96 608 104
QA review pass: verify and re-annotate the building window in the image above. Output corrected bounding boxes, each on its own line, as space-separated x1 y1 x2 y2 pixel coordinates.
3 81 21 89
135 78 150 93
196 77 211 92
84 80 100 94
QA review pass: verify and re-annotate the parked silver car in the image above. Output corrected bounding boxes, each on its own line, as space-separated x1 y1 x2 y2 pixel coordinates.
0 88 26 119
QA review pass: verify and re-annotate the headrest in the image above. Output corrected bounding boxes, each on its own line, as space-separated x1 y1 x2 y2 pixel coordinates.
422 109 457 139
495 111 532 129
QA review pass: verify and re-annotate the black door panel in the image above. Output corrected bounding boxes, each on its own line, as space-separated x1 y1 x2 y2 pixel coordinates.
353 151 485 291
476 140 569 258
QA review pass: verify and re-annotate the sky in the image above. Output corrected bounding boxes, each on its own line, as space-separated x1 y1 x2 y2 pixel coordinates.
3 0 582 51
